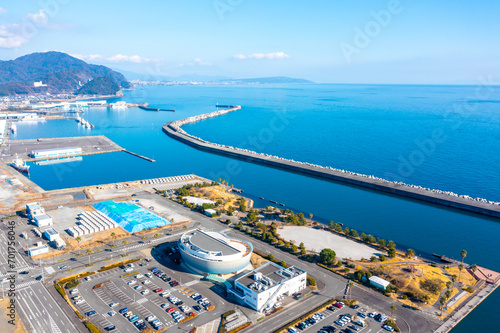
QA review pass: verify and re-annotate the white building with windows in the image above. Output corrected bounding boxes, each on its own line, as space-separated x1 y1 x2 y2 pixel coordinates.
30 147 82 159
230 262 307 312
27 244 49 257
26 202 45 218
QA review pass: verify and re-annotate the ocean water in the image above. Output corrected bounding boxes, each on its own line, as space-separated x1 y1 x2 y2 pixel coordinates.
11 85 500 332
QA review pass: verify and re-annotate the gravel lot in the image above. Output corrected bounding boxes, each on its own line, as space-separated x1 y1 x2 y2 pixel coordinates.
278 226 384 260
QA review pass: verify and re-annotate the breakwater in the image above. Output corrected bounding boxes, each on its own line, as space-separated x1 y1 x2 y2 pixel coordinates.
139 104 175 112
162 106 500 218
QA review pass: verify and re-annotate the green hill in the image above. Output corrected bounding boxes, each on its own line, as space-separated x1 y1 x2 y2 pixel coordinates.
76 76 120 95
0 51 131 96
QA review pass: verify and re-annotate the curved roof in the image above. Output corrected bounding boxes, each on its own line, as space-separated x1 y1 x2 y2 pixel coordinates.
180 229 250 258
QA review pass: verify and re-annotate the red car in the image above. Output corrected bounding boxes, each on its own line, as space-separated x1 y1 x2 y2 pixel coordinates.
153 288 163 293
166 307 175 313
333 302 343 308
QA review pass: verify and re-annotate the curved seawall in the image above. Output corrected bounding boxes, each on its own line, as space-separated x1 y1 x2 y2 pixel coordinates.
163 106 500 219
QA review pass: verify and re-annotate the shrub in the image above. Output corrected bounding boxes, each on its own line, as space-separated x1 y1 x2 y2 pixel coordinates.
307 276 317 286
65 280 79 289
420 278 444 294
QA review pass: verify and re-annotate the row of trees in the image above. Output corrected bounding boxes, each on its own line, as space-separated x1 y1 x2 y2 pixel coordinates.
328 221 399 257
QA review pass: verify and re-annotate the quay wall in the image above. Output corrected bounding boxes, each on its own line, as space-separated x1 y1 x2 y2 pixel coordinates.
162 107 500 219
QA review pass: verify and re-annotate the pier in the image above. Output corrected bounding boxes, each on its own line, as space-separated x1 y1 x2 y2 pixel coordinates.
123 150 156 162
162 106 500 219
1 135 123 163
139 104 175 112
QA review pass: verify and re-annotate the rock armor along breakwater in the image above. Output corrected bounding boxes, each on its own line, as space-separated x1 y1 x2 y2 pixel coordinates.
163 106 500 218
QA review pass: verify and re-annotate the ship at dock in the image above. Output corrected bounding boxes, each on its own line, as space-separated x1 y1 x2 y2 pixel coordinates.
11 124 16 133
10 156 30 173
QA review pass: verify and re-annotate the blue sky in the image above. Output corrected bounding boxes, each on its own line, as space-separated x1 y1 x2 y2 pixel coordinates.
0 0 499 84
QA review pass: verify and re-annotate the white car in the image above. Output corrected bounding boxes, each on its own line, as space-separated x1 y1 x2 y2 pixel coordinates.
74 299 84 305
141 290 149 295
69 289 78 294
145 273 152 278
134 285 143 290
143 280 151 285
108 311 116 316
135 274 143 278
127 280 137 285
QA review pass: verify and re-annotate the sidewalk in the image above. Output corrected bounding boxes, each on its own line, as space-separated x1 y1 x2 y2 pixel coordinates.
435 282 499 332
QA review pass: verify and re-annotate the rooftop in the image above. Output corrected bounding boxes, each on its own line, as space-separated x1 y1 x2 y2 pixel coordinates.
44 228 58 236
35 214 52 220
236 262 306 293
182 230 241 256
369 276 390 287
32 146 81 154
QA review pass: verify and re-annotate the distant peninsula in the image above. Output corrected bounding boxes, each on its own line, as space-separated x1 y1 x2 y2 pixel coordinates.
0 51 131 96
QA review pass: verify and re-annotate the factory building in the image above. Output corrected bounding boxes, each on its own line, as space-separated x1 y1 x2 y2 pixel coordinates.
43 228 59 242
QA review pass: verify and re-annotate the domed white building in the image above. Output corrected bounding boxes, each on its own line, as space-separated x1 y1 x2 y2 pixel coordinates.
178 229 252 275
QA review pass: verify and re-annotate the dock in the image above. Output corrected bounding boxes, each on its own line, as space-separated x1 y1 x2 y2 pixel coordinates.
0 135 123 163
162 106 500 219
123 150 156 162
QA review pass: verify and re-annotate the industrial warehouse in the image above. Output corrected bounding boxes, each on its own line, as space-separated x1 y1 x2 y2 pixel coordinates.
30 146 82 158
178 229 253 275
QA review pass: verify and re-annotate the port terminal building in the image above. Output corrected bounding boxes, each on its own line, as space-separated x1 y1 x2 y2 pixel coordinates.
230 262 307 312
30 146 82 159
178 229 252 275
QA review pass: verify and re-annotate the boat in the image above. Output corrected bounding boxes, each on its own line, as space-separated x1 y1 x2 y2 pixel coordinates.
10 156 29 173
259 197 264 200
279 203 285 207
75 117 81 123
269 200 277 204
11 124 16 133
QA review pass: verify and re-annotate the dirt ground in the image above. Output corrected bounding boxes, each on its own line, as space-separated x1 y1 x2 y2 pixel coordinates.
191 186 239 210
0 298 27 333
250 253 269 268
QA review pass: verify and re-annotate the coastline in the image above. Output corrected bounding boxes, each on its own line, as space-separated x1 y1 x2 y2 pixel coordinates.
163 106 500 219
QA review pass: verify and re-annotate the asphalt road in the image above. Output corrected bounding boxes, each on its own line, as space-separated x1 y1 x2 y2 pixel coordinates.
1 192 442 333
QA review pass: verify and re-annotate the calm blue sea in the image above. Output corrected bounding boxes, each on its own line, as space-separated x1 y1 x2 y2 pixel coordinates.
11 85 500 332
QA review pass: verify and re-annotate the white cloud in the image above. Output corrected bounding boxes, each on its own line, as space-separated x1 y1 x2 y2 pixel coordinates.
179 58 212 67
0 23 27 48
26 9 47 25
0 7 8 14
233 52 290 60
73 53 160 64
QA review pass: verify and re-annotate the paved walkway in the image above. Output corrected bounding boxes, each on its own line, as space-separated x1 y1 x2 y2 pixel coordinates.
196 317 221 333
435 282 499 332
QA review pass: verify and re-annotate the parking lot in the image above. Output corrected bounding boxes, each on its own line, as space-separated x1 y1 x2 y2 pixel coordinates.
70 259 216 332
293 301 396 333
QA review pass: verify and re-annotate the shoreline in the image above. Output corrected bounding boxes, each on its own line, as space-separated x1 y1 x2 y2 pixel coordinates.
162 106 500 219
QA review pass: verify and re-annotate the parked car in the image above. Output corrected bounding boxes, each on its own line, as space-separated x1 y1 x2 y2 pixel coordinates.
141 289 149 295
104 325 116 331
107 311 116 317
69 289 78 294
86 311 96 316
119 308 128 314
109 302 119 307
382 325 394 332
